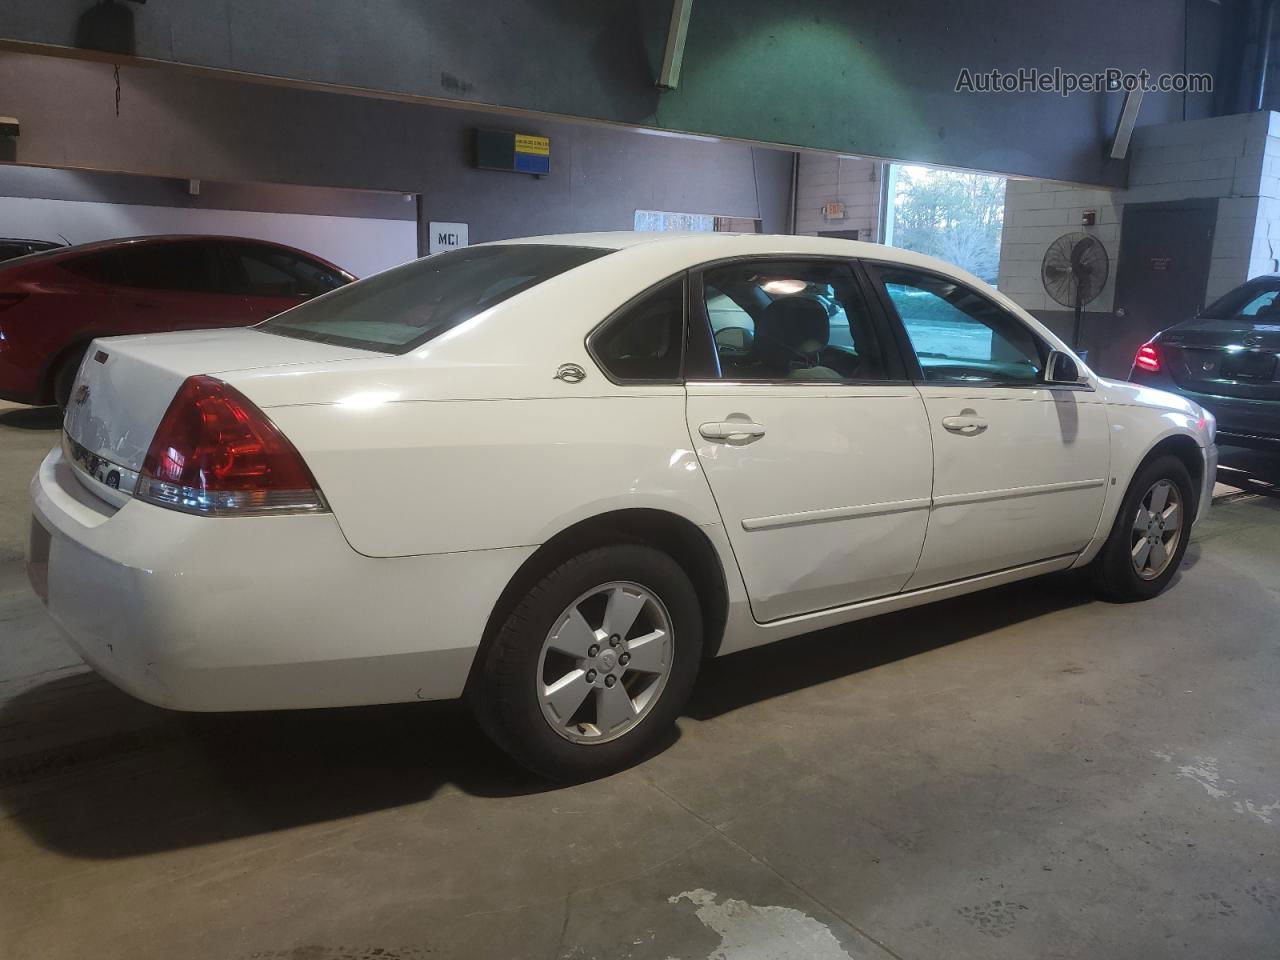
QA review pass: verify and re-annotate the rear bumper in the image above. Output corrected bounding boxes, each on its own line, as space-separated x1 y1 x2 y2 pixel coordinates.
28 446 532 711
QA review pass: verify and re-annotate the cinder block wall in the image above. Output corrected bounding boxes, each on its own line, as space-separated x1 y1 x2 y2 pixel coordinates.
997 112 1275 375
794 155 882 240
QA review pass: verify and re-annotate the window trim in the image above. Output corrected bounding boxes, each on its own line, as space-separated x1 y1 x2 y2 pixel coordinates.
584 272 689 386
684 254 913 387
863 261 1091 392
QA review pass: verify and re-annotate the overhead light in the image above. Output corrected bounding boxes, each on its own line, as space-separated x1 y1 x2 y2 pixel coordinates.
633 128 721 143
761 278 806 295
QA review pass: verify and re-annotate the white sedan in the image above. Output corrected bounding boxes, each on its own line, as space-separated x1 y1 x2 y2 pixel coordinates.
28 233 1217 779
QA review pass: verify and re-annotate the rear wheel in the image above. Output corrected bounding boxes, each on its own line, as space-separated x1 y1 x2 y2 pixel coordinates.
52 347 87 410
1093 454 1194 601
469 544 702 781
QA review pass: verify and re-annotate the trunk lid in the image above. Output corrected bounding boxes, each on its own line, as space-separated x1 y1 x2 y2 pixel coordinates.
62 328 372 473
1160 319 1280 401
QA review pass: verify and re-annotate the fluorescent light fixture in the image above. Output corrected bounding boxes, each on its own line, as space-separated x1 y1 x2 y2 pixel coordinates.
633 128 721 143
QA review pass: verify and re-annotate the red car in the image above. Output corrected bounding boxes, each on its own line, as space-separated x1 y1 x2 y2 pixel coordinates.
0 235 355 407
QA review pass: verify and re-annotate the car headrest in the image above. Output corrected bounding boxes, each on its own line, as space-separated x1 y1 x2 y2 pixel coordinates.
755 297 830 359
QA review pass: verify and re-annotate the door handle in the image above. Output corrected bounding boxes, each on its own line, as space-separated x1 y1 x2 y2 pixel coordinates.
699 421 766 442
941 415 988 435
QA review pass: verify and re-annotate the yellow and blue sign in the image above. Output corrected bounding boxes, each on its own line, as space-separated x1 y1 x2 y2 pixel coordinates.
476 129 551 176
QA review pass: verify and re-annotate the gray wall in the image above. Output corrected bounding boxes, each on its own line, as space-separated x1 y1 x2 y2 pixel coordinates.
0 0 1237 186
0 53 794 242
0 166 416 221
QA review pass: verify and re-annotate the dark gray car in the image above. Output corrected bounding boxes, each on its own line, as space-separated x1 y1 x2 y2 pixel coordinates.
1130 275 1280 450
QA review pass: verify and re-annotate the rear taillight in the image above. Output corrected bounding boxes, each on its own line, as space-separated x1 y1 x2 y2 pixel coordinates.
135 375 327 516
1135 343 1161 373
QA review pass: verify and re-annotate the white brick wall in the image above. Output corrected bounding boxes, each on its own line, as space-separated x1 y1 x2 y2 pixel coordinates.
997 111 1279 313
998 180 1123 312
794 154 881 241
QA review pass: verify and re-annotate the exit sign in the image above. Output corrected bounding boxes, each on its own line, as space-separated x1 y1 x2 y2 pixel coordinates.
428 222 469 254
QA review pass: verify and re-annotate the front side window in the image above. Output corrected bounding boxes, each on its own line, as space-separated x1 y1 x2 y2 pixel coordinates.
878 267 1044 384
260 244 611 353
696 260 891 382
590 277 684 382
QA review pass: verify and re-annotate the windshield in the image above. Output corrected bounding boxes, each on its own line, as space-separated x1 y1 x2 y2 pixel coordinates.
259 244 612 353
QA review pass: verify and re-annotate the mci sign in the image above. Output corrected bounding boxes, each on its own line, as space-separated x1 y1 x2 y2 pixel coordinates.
428 222 469 255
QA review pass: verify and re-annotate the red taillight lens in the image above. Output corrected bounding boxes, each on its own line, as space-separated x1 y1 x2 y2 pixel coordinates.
135 375 327 516
1135 343 1161 373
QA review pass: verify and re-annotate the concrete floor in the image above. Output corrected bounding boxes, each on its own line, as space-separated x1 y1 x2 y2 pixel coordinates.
2 400 1279 960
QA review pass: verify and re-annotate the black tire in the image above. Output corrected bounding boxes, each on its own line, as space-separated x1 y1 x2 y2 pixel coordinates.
1093 454 1195 602
52 347 88 410
469 544 702 781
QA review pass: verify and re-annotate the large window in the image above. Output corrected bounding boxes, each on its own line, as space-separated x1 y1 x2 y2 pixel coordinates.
878 267 1044 384
260 244 611 353
884 165 1006 286
697 260 891 382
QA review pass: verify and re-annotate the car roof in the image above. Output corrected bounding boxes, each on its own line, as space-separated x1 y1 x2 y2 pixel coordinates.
488 231 988 284
0 234 354 276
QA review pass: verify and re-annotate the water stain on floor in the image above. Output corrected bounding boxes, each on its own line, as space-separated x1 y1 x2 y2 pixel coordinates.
668 889 856 960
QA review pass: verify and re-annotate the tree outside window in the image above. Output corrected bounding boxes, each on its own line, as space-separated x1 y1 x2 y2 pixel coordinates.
884 165 1006 286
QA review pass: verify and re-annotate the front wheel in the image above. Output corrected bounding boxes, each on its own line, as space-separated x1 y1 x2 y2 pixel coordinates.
1093 454 1195 602
469 544 702 781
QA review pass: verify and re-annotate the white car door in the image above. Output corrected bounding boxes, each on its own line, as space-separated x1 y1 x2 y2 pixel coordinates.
684 258 934 623
868 264 1110 589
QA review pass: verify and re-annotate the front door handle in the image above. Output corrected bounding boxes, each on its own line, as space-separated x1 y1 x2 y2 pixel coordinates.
941 415 989 435
699 421 766 442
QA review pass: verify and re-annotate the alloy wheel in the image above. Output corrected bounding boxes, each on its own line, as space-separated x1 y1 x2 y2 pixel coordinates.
537 581 674 744
1130 479 1183 580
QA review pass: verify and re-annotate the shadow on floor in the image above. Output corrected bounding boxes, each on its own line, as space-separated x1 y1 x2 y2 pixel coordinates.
0 405 61 431
686 569 1095 721
0 571 1097 860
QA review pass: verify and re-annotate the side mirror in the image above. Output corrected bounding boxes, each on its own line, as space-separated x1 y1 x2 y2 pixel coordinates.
1044 349 1083 385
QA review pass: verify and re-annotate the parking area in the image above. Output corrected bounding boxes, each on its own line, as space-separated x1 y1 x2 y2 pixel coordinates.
2 400 1277 959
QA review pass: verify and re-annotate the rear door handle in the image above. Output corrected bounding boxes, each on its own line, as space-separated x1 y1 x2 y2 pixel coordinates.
699 421 766 442
941 415 988 435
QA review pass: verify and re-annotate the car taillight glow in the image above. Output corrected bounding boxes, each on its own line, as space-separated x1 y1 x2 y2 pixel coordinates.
1134 343 1161 373
135 375 328 516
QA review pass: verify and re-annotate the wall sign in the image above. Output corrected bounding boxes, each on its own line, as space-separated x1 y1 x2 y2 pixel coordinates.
475 129 551 176
428 222 468 254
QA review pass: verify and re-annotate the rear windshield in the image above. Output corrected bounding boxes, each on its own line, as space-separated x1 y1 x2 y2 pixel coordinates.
258 244 612 353
1200 277 1280 320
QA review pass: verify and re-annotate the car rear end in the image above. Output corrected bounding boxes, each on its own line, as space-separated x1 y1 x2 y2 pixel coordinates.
26 328 509 711
1130 320 1280 450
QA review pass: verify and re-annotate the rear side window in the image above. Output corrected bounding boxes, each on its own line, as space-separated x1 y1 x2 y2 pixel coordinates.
589 277 685 382
231 243 350 297
260 244 611 353
114 242 225 293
